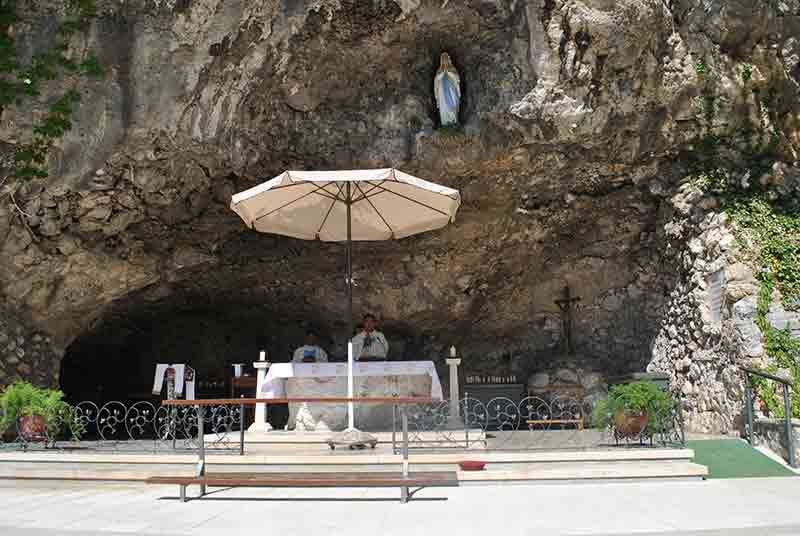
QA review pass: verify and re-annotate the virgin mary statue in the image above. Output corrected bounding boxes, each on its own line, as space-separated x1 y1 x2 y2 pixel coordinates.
434 52 460 126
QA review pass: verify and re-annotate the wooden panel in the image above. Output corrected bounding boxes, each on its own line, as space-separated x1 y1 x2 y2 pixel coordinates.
466 384 525 404
162 397 437 406
232 377 258 388
146 471 459 488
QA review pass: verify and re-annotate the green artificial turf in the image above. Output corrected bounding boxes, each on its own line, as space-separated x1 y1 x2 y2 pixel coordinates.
688 439 796 479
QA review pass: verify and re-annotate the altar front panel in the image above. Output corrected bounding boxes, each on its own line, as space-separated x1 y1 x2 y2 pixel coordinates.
287 374 433 431
260 362 443 432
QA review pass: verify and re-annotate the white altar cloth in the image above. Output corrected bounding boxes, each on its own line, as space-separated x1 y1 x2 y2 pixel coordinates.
260 361 443 400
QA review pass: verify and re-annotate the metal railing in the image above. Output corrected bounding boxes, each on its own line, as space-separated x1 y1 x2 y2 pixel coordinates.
391 394 685 452
1 393 686 453
1 399 245 453
742 366 797 467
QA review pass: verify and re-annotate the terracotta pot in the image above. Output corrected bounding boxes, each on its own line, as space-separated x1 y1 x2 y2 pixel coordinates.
459 460 486 471
613 410 648 439
19 415 48 443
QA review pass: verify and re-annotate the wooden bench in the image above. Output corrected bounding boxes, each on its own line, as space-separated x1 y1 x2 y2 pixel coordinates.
147 471 458 503
525 418 584 430
152 397 446 504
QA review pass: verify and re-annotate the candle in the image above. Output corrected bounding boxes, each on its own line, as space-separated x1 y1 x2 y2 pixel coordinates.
450 346 457 358
259 350 266 361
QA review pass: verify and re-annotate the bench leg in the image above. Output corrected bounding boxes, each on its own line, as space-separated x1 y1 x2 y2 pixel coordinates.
401 486 408 503
180 484 187 503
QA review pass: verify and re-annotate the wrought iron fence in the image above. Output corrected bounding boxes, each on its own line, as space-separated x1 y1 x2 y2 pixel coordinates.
393 395 685 451
1 394 685 454
1 401 243 453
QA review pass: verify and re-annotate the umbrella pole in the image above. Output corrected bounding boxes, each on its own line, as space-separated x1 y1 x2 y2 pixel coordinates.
346 182 355 430
328 181 376 448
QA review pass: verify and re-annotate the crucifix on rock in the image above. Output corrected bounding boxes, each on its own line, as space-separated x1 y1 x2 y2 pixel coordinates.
555 284 581 355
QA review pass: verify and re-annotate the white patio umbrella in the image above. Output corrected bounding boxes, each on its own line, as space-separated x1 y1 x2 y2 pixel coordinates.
230 168 461 437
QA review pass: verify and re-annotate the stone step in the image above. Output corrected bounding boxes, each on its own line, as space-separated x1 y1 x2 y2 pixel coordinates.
0 459 707 483
0 447 695 466
458 461 708 483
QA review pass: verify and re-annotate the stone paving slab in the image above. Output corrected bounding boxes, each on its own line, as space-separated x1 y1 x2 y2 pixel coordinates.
1 478 800 535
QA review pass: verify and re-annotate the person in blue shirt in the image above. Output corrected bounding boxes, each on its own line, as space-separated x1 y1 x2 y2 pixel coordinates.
292 331 329 363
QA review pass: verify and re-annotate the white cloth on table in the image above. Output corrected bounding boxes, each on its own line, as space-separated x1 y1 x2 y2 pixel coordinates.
351 330 389 359
291 345 329 363
152 364 195 399
259 361 443 400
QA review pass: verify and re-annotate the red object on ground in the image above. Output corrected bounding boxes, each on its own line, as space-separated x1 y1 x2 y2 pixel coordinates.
459 460 486 471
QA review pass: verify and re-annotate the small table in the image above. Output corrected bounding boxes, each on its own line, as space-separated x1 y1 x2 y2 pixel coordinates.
230 376 257 398
230 376 257 427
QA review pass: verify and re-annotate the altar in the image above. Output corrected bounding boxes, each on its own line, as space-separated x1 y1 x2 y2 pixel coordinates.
257 361 443 432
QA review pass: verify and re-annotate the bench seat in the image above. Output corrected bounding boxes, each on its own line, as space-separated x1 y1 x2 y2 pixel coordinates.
147 471 459 503
526 419 584 429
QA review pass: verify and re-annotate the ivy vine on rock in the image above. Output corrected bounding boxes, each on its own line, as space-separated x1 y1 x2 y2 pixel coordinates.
685 60 800 418
0 0 102 184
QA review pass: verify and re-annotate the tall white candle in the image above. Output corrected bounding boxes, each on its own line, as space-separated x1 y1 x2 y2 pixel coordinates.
259 350 266 361
450 346 457 358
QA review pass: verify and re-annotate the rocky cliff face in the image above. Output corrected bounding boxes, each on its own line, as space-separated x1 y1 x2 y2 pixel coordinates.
1 0 798 433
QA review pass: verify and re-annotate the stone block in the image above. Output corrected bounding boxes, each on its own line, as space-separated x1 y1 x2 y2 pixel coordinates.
767 304 800 337
732 297 764 357
527 372 549 390
554 368 578 384
580 372 603 390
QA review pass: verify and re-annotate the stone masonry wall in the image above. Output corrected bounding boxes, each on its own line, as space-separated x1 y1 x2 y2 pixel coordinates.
0 299 61 389
647 180 800 435
754 419 800 466
648 184 757 434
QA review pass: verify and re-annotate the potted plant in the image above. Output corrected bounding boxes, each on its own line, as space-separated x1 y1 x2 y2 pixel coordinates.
592 381 676 444
0 381 81 444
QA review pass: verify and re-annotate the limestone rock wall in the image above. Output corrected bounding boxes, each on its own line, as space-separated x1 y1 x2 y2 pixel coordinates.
0 1 798 432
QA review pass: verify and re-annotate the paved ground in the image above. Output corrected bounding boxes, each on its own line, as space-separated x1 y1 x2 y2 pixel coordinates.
2 477 800 535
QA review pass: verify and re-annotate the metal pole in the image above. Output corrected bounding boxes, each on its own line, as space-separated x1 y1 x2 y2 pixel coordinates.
346 181 353 341
783 384 796 467
239 395 245 456
745 375 755 445
401 405 409 504
392 402 397 454
402 406 409 477
167 370 176 450
346 181 355 430
196 404 206 497
464 391 469 447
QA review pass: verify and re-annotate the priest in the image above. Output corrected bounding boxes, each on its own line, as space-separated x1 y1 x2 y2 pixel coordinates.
352 314 389 361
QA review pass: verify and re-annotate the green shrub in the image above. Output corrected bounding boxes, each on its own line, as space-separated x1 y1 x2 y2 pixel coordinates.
0 381 82 440
592 381 677 435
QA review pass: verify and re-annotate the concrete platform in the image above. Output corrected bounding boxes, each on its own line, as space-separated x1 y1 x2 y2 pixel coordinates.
0 448 706 483
211 429 486 445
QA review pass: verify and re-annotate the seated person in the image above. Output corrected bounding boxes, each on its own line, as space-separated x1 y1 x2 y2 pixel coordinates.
292 331 329 363
351 314 389 361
